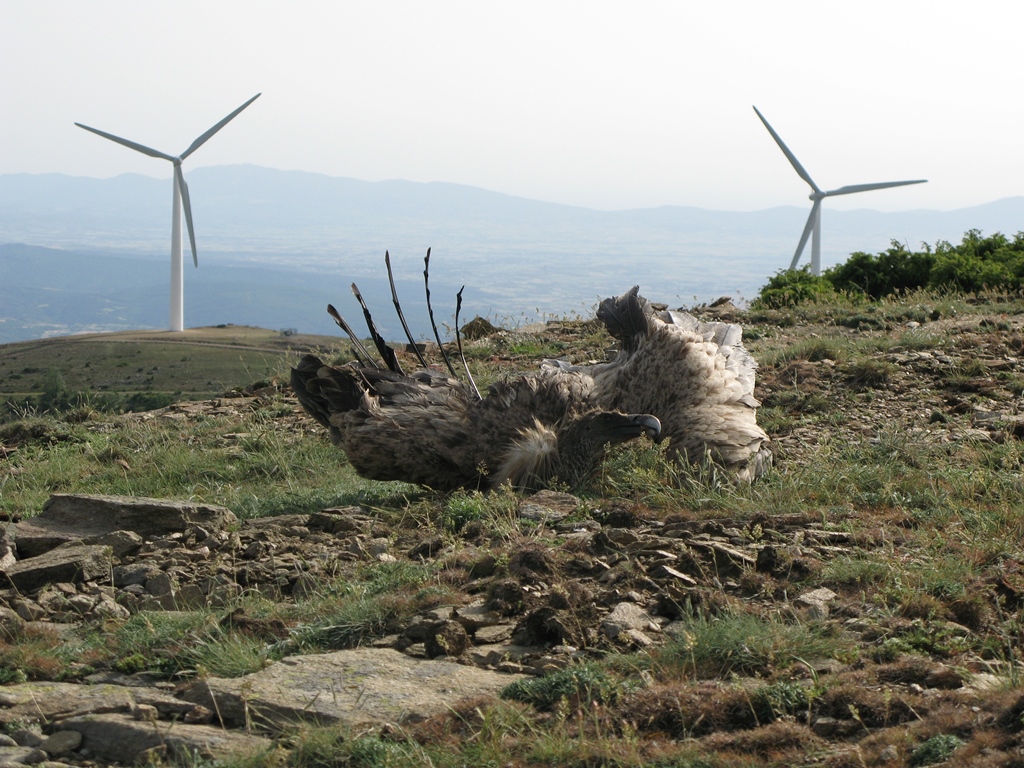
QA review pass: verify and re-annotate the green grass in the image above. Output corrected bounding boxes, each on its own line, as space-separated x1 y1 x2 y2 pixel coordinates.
0 398 418 520
651 611 845 679
501 663 628 709
285 560 452 651
0 325 345 421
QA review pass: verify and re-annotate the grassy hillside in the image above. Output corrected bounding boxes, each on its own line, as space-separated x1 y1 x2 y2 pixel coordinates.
0 324 345 418
4 290 1024 766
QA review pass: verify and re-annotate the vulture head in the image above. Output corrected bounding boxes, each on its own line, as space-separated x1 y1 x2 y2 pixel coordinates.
292 353 661 493
489 409 662 491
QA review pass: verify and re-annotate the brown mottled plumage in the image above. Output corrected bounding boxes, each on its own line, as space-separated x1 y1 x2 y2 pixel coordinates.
291 354 661 493
548 286 771 482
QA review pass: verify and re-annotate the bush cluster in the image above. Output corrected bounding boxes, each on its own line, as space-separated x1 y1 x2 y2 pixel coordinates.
754 230 1024 308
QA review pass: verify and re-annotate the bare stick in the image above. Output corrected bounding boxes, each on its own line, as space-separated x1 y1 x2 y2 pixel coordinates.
351 282 403 375
327 303 380 369
423 247 458 377
455 286 482 401
385 249 430 370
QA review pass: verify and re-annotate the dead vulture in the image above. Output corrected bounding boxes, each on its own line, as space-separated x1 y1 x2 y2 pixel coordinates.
547 286 771 483
291 355 661 493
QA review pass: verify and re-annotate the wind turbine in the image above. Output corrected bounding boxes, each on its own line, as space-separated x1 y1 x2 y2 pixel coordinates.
752 105 926 276
75 93 261 332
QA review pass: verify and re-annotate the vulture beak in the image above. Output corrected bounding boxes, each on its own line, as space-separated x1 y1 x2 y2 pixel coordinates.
633 414 662 441
608 413 661 442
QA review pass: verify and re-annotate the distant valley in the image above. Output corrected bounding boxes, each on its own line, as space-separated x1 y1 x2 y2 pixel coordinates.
2 166 1022 344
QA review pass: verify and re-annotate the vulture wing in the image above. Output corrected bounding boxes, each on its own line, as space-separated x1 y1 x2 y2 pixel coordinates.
557 286 771 483
292 354 660 493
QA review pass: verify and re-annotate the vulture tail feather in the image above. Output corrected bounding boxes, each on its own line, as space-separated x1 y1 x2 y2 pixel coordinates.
351 282 404 375
423 247 458 377
290 354 334 429
385 250 429 368
327 304 380 369
455 286 482 401
290 354 364 448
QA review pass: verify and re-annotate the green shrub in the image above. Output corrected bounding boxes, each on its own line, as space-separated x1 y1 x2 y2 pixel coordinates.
754 230 1024 307
825 241 934 299
910 734 965 766
501 663 625 709
751 267 838 309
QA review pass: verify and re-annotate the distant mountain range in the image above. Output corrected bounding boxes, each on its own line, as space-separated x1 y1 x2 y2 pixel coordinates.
2 165 1022 344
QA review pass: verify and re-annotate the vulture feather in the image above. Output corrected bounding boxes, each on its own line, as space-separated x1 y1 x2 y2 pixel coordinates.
547 286 771 483
292 355 661 493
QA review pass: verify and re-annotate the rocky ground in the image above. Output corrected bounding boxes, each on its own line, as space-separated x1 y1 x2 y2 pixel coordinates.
2 299 1024 766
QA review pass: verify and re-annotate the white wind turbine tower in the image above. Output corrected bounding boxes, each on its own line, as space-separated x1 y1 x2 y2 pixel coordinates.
75 94 261 332
753 106 926 276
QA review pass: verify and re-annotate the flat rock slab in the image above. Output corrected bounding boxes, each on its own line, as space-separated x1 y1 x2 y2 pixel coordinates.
184 647 526 730
56 713 272 764
3 544 111 592
0 681 194 726
15 494 239 557
0 745 47 765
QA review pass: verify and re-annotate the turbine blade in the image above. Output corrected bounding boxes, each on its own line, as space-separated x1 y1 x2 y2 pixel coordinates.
824 179 928 197
179 93 261 161
175 165 199 267
752 106 821 194
789 200 820 270
74 123 176 162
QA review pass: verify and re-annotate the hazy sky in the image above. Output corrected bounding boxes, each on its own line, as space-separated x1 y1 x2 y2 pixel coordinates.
2 1 1021 213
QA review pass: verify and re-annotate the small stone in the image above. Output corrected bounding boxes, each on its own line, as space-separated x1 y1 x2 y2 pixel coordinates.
366 538 390 556
517 503 568 523
35 590 67 612
91 530 144 558
0 606 26 639
408 537 444 560
92 595 131 620
473 624 514 645
618 628 655 647
38 729 82 756
12 599 46 622
67 594 97 614
794 587 838 619
0 746 47 764
183 704 214 724
601 602 655 640
9 728 43 747
145 572 175 597
133 704 159 721
112 561 162 587
424 620 470 658
242 541 267 559
454 602 503 631
964 672 1003 693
